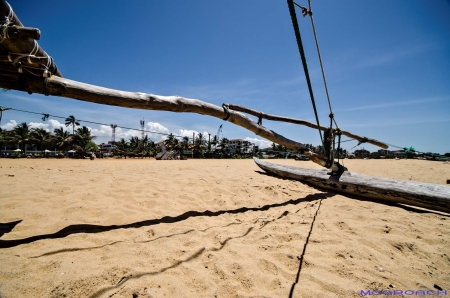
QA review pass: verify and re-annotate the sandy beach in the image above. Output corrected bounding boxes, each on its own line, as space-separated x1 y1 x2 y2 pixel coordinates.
0 158 449 297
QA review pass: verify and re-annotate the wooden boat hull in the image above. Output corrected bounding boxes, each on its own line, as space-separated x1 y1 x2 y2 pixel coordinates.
253 158 450 213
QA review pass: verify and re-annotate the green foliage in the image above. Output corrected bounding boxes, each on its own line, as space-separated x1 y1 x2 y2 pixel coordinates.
11 151 23 158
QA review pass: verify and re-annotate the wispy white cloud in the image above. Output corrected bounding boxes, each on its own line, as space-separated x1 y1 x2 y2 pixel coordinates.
353 43 438 69
342 117 450 128
335 97 445 113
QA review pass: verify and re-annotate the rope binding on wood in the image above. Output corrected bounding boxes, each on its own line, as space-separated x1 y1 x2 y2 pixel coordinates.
222 103 231 121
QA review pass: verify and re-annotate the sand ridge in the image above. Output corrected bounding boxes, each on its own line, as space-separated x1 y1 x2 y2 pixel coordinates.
0 158 449 297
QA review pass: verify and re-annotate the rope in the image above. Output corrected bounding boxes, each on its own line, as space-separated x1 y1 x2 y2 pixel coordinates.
222 104 231 121
0 2 13 44
0 106 12 125
0 106 189 140
300 0 339 129
287 0 324 150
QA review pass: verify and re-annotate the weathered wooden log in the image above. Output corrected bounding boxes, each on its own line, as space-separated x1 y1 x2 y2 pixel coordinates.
0 72 339 171
5 25 40 40
254 158 450 213
225 103 388 149
0 0 61 76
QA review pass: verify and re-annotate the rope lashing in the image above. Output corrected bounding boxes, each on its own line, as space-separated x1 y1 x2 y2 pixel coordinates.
287 0 324 149
41 113 49 121
0 22 10 44
47 56 58 76
257 112 263 126
335 129 342 162
222 104 231 121
0 106 12 125
357 137 368 146
351 137 369 150
293 2 312 17
0 3 13 44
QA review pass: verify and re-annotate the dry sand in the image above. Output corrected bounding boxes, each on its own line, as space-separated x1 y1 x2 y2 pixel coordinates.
0 158 449 297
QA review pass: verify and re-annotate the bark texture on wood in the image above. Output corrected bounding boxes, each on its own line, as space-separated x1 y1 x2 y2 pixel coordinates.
254 158 450 213
0 0 62 77
226 104 388 149
5 26 40 40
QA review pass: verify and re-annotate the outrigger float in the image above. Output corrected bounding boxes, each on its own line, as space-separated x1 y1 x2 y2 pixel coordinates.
0 1 448 213
254 158 450 213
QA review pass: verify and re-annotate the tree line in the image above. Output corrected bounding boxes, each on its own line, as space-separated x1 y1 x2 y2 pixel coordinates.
0 116 97 157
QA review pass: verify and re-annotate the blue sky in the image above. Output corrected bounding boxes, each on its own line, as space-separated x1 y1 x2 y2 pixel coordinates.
1 0 449 153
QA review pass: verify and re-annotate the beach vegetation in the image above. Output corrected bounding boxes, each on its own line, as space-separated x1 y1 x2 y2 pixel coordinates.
30 128 52 156
12 122 31 152
194 133 207 157
64 115 80 134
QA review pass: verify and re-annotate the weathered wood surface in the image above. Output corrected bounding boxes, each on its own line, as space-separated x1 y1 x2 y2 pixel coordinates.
0 72 339 171
254 158 450 213
0 0 62 76
4 26 40 40
225 104 388 149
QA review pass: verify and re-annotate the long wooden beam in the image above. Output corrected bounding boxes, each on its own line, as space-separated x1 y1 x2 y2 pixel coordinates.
0 72 340 171
225 104 388 149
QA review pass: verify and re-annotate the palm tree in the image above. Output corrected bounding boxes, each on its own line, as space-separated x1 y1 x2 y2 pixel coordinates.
12 122 31 152
52 127 72 151
165 133 176 150
114 138 129 158
181 136 190 150
74 126 96 141
129 136 142 157
65 115 80 134
194 133 206 157
142 137 157 158
0 128 12 155
211 135 219 151
74 141 98 157
30 128 52 156
71 126 96 156
220 137 229 154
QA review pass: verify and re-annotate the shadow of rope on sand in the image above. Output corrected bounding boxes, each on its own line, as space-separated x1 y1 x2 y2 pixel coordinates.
30 221 243 258
89 226 255 298
0 192 333 249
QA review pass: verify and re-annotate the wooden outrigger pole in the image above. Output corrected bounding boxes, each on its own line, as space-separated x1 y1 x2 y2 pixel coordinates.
0 1 448 212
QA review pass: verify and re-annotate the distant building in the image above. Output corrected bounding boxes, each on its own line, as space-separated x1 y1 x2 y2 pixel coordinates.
228 139 243 154
100 141 116 153
228 139 253 154
378 149 406 157
156 140 166 152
